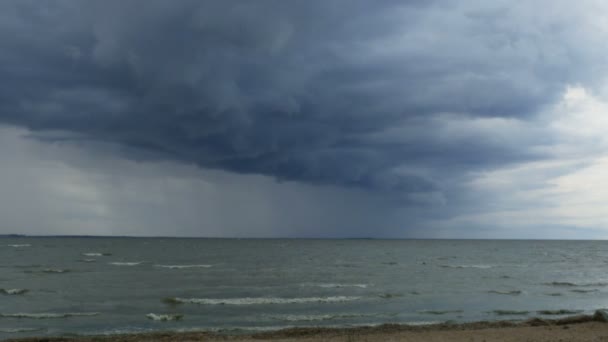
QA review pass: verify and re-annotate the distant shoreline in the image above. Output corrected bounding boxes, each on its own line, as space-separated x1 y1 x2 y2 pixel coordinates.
7 312 608 342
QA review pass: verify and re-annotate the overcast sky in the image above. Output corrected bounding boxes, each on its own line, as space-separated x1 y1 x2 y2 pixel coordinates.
2 1 608 238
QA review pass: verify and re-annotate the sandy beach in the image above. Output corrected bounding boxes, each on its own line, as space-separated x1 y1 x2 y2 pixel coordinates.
7 312 608 342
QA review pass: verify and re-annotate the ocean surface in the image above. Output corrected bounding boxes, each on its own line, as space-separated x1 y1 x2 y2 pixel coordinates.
1 238 608 339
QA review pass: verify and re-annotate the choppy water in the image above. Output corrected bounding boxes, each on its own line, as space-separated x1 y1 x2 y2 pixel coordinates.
2 238 608 339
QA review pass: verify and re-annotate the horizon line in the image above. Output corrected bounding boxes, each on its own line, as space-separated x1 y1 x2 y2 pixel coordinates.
0 234 605 241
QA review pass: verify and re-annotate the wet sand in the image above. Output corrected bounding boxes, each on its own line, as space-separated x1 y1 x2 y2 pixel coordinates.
8 312 608 342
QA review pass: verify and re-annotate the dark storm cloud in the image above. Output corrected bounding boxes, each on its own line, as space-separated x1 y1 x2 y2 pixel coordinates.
0 1 605 198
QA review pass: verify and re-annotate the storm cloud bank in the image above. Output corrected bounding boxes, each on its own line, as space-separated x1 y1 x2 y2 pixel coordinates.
2 1 608 237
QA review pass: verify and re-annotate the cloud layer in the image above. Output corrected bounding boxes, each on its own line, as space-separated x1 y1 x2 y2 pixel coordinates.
2 1 608 236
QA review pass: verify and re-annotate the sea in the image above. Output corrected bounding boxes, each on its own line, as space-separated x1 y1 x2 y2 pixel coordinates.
1 237 608 339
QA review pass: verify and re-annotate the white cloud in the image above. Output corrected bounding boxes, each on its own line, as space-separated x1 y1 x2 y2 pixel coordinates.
433 85 608 238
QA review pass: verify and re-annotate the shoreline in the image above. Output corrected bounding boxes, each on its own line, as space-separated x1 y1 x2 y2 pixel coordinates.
7 311 608 342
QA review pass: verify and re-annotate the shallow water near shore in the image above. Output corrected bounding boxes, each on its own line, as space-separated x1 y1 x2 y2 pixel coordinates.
2 238 608 339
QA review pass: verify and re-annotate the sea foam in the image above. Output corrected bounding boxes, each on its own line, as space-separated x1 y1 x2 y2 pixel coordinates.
0 288 28 295
82 252 109 257
42 268 70 274
154 264 212 269
109 262 142 266
146 313 183 321
270 313 372 322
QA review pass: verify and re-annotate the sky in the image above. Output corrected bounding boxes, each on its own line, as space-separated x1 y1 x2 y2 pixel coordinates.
2 1 608 238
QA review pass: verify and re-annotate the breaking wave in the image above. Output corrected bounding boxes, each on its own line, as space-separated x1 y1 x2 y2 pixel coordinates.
0 288 28 295
109 262 142 266
146 313 183 321
270 313 373 322
164 296 361 305
42 268 70 274
79 259 96 263
0 312 100 319
154 264 212 269
7 244 30 248
82 252 110 257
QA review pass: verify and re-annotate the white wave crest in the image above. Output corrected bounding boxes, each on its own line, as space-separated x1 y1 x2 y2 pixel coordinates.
109 262 142 266
271 313 369 322
0 312 100 319
42 268 69 273
146 313 184 321
82 253 104 257
79 259 96 263
0 288 28 295
403 321 443 326
7 244 30 248
168 296 361 305
154 264 212 269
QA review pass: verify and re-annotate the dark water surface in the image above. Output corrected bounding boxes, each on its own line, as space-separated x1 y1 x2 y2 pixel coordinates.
2 238 608 339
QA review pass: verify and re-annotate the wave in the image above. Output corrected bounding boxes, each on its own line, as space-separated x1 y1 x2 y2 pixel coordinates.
439 264 493 269
378 293 403 299
109 262 142 266
491 310 530 316
164 296 361 305
0 328 43 333
7 244 30 248
146 313 183 321
418 310 463 315
0 288 28 295
79 259 96 263
402 321 444 326
313 283 369 289
543 281 608 287
545 292 563 296
0 312 100 319
270 313 373 322
488 290 522 295
82 252 110 257
154 264 212 269
570 289 598 293
537 309 584 315
42 268 70 273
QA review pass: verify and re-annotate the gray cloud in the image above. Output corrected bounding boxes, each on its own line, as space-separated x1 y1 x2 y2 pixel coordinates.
1 0 608 209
